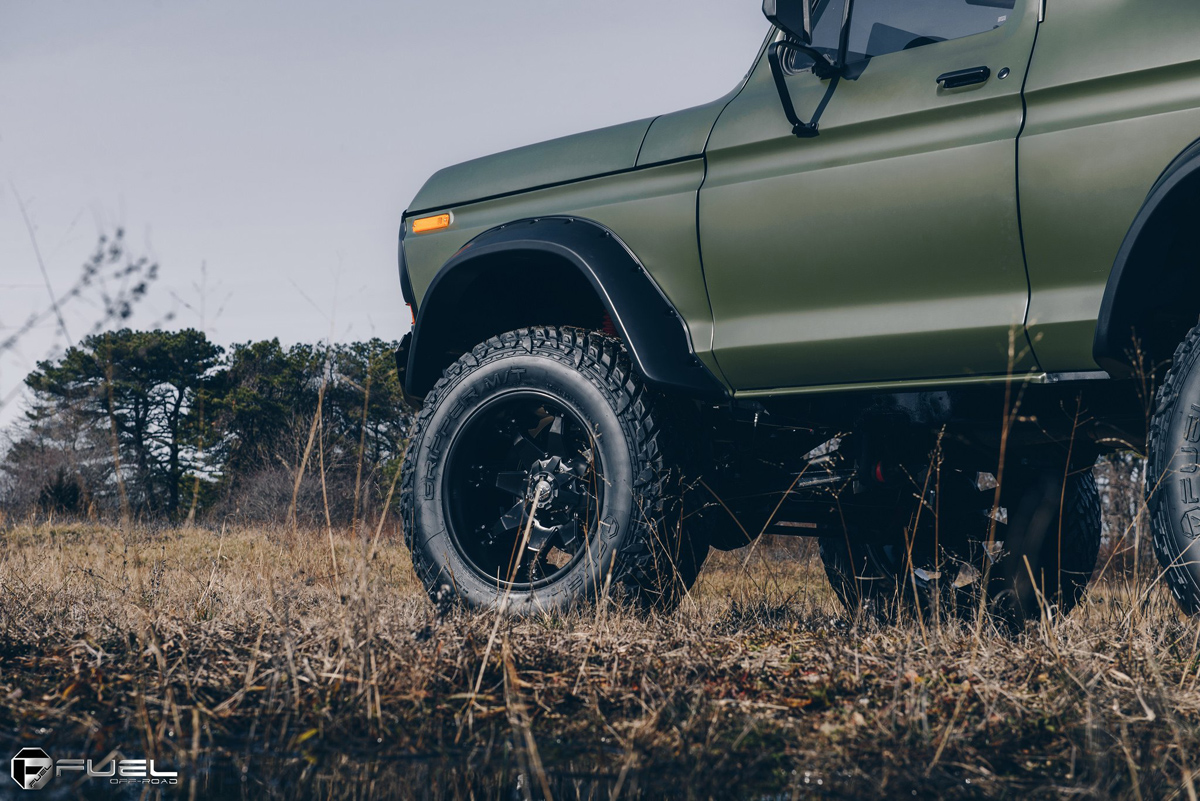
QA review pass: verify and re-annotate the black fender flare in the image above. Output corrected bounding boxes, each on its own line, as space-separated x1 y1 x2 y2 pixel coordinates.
1094 139 1200 373
402 216 728 399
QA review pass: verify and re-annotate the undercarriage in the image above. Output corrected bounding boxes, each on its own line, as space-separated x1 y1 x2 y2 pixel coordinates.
697 376 1143 546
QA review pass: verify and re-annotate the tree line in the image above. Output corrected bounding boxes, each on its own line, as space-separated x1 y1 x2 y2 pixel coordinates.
0 328 412 527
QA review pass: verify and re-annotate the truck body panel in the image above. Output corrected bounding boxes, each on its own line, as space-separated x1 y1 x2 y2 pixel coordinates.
636 95 737 167
404 159 721 376
408 117 654 215
700 0 1039 390
1021 0 1200 371
401 0 1200 401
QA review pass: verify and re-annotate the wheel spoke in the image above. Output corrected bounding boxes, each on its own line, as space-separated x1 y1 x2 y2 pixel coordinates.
511 432 546 466
527 523 556 553
495 471 528 497
544 415 566 457
555 520 581 552
555 485 584 509
492 500 527 537
565 448 594 476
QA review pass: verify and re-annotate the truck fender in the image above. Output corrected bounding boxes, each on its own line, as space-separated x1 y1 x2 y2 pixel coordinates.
1094 139 1200 374
401 216 728 400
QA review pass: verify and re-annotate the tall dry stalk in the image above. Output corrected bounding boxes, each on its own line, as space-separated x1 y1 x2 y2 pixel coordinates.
287 371 327 530
351 356 373 538
103 358 131 525
318 394 338 578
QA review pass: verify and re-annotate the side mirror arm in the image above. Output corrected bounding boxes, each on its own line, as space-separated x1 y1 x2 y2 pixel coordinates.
767 40 839 139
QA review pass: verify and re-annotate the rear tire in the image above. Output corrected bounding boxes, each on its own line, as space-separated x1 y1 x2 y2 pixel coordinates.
992 467 1101 620
399 327 708 614
1147 322 1200 615
820 466 1101 625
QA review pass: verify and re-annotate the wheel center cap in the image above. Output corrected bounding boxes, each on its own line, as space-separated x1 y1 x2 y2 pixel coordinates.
531 476 555 507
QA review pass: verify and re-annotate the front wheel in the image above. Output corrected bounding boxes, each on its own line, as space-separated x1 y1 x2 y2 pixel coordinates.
399 327 707 614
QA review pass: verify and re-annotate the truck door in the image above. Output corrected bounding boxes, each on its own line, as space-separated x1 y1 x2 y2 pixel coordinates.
700 0 1040 391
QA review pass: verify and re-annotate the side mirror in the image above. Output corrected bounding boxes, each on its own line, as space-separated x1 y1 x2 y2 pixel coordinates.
763 0 845 138
762 0 813 45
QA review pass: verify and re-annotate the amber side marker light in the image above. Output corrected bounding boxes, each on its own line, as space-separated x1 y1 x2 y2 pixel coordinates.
412 213 451 234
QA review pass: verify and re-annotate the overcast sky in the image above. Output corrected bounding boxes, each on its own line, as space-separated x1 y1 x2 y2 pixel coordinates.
0 0 767 426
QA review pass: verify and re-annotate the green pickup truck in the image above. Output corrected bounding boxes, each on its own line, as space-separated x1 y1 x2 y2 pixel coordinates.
395 0 1200 624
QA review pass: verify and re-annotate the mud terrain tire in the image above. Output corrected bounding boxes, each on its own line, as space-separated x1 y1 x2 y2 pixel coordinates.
1147 322 1200 615
399 327 707 613
820 468 1101 625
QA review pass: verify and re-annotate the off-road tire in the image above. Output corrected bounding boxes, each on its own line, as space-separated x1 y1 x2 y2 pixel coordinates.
1147 322 1200 615
399 326 708 614
992 468 1102 620
820 468 1101 624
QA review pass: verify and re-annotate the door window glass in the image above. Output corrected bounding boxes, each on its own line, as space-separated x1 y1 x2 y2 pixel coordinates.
786 0 847 72
847 0 1015 60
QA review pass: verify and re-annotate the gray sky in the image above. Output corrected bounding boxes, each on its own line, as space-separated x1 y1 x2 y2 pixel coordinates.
0 0 767 426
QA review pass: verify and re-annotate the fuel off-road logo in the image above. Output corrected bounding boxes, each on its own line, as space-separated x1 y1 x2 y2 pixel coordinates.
9 749 52 791
8 748 179 790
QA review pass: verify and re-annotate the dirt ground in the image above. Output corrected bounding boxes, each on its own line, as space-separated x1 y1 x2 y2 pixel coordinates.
1 521 1198 800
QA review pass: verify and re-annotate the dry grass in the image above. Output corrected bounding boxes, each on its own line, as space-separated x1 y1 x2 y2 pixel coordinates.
1 521 1199 800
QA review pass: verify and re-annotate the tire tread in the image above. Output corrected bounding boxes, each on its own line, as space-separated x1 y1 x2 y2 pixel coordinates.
399 326 701 610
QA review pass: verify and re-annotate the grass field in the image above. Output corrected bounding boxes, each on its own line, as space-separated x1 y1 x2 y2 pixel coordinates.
1 520 1199 800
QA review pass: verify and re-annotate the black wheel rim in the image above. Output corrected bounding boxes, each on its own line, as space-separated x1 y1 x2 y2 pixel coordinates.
442 390 604 591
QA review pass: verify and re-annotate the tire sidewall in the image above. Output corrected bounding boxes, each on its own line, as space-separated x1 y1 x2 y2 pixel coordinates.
1149 343 1200 613
408 344 640 613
